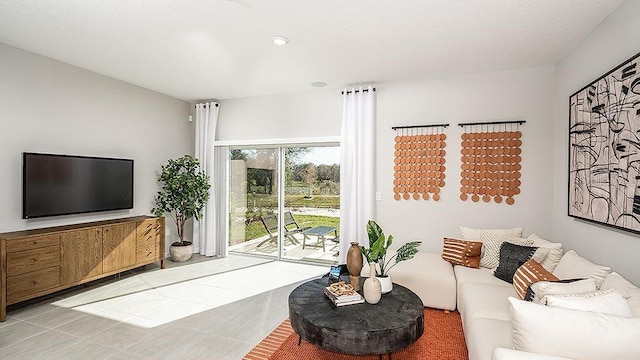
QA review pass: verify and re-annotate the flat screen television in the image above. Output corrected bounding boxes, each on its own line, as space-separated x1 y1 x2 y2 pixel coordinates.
22 152 134 219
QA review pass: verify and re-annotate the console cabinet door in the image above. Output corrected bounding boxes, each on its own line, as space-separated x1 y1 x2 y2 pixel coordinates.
102 223 137 273
61 228 103 284
136 218 162 264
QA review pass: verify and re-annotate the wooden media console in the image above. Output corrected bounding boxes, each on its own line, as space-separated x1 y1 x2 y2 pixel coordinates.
0 216 165 322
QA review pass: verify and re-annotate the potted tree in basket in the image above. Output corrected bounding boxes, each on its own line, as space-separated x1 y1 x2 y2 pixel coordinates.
152 155 210 262
360 220 421 294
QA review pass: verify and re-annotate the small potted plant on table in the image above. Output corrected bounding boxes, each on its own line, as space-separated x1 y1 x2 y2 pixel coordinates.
152 155 210 262
361 220 421 295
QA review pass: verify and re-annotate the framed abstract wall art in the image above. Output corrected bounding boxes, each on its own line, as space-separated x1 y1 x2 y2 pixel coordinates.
568 51 640 233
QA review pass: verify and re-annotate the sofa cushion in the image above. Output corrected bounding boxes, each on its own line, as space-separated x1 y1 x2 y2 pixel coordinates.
459 226 524 241
479 232 534 269
494 242 537 283
600 272 640 317
385 252 457 311
512 259 558 300
465 318 512 360
527 233 563 272
442 238 482 268
509 297 640 360
459 283 516 331
544 290 632 317
454 266 512 311
552 250 610 288
493 348 573 360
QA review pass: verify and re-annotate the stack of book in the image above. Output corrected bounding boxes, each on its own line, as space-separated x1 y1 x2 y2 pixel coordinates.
324 281 365 307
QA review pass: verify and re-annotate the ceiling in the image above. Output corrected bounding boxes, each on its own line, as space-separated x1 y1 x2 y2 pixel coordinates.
0 0 624 101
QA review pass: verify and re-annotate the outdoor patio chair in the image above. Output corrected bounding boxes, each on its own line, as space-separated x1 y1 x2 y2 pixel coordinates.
283 211 313 235
257 212 312 247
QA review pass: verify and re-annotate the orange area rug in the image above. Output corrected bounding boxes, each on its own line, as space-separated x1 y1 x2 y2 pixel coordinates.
243 308 468 360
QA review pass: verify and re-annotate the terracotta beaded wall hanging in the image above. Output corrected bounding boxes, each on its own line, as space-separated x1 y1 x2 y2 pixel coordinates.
458 121 525 205
392 124 449 201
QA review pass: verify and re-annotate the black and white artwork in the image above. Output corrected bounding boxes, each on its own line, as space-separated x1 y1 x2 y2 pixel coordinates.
569 51 640 233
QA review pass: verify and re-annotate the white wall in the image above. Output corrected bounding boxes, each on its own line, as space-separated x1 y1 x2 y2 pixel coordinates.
217 66 556 254
218 88 342 141
552 0 640 285
0 42 193 251
376 67 555 253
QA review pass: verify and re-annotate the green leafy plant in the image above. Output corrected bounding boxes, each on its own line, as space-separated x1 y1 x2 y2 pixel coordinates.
152 155 211 245
360 220 421 277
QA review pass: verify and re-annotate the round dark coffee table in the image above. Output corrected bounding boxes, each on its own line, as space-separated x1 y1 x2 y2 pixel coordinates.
288 278 424 358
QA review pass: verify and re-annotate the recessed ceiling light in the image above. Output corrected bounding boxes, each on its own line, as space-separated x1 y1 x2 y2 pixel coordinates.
311 81 327 88
272 35 289 46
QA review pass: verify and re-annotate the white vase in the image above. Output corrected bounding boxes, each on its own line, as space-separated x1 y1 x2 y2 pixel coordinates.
363 263 382 304
377 275 393 294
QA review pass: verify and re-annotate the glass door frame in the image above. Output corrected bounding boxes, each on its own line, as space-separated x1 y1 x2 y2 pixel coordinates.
227 140 340 263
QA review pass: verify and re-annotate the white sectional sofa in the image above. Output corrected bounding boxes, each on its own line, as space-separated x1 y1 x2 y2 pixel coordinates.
380 243 640 360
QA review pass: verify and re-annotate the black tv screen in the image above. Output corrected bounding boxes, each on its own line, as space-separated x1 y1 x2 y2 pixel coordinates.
23 153 134 219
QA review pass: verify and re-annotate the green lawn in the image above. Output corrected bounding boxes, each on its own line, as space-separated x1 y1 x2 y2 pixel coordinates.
240 214 340 242
251 194 339 209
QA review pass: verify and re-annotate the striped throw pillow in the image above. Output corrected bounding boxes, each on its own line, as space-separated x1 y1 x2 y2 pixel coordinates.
442 238 482 268
513 259 559 300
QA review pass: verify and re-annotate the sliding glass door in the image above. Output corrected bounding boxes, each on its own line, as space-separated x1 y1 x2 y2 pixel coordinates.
228 145 340 265
228 148 279 260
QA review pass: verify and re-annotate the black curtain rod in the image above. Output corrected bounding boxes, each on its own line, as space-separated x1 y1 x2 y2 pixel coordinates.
458 120 526 127
341 87 377 95
194 103 220 109
392 123 449 130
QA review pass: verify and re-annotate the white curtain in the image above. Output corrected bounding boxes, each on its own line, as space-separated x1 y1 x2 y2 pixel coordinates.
193 102 222 256
339 86 376 264
213 146 229 256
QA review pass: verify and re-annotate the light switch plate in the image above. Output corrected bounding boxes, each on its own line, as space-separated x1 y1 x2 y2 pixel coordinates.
375 192 381 201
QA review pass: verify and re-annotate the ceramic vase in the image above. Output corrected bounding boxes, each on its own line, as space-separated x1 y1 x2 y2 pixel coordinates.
363 263 382 304
377 275 393 294
346 242 364 291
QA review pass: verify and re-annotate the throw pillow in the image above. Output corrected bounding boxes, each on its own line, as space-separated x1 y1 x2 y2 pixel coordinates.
459 226 523 240
527 278 597 303
479 232 534 269
544 290 633 317
552 250 611 288
512 259 559 300
441 238 482 268
494 242 537 283
601 272 640 317
527 233 564 272
508 297 640 360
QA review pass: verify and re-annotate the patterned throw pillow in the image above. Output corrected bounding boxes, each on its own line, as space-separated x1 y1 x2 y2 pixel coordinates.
479 232 534 269
512 259 559 300
441 238 482 268
543 289 633 317
494 242 538 283
525 278 594 303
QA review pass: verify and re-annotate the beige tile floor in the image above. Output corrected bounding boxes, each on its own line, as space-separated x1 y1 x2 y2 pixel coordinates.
1 255 328 360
